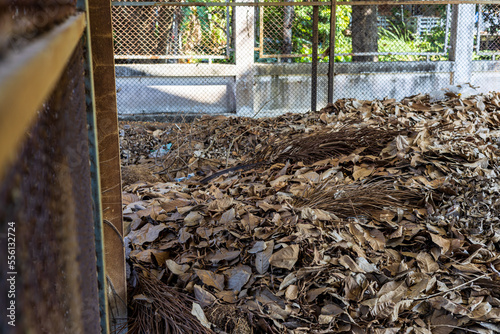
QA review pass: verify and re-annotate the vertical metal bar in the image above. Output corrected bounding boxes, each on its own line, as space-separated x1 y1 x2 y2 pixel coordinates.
475 4 481 54
86 0 127 331
327 0 336 104
444 4 451 54
226 0 230 58
259 4 264 58
311 5 319 112
76 1 110 333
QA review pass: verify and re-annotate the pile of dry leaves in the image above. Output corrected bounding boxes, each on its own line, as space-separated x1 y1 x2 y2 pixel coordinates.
121 91 500 333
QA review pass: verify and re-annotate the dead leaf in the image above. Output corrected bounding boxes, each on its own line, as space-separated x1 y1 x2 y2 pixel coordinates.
255 240 274 274
195 269 225 291
269 244 299 270
166 259 190 275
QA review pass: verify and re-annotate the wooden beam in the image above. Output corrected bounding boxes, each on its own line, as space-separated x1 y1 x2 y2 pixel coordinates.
87 0 127 330
0 13 85 180
111 0 500 7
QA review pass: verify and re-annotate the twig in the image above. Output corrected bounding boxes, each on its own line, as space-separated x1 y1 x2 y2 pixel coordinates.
106 274 127 308
225 119 267 168
103 219 125 247
414 273 491 301
430 325 482 334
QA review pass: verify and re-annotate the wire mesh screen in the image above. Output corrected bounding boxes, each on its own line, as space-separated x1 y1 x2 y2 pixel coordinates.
113 2 232 60
113 2 499 120
475 4 500 59
0 2 102 333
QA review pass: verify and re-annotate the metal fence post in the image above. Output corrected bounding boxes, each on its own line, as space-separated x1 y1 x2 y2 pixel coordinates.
327 0 336 104
311 5 319 112
79 0 127 331
450 4 475 85
235 0 255 116
76 1 111 333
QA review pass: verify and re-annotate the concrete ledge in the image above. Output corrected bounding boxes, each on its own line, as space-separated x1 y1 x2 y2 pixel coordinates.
116 63 238 77
472 60 500 72
255 61 454 76
115 61 459 78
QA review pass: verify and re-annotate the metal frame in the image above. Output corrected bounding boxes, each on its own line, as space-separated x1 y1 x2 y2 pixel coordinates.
77 1 112 332
112 1 500 7
0 14 86 180
0 4 111 332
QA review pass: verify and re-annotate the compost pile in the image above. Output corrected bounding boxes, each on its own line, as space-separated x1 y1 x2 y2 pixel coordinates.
121 91 500 334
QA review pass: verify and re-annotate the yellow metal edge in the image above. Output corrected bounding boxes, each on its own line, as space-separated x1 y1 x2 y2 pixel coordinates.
0 13 86 180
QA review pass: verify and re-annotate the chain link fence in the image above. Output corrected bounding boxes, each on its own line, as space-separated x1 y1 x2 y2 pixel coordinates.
112 1 500 120
113 2 232 61
475 4 500 58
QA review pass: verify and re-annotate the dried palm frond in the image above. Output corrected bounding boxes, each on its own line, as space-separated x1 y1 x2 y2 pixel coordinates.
255 127 401 165
125 269 214 334
293 180 422 219
201 127 401 184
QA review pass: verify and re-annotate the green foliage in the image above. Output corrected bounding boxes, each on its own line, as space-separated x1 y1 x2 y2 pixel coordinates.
176 2 452 64
378 22 418 61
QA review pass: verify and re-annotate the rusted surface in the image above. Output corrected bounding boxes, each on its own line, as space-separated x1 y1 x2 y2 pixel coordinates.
0 43 101 334
88 0 127 327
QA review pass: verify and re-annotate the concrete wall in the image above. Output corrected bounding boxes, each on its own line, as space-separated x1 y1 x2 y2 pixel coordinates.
252 62 455 116
471 61 500 94
116 60 495 118
116 76 235 114
114 4 500 119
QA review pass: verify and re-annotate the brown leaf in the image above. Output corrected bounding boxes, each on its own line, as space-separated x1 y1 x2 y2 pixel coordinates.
166 259 190 275
353 166 374 181
160 198 191 213
416 252 439 273
344 274 366 301
195 269 225 291
131 249 166 263
255 240 274 274
285 285 299 300
215 290 238 303
269 244 300 270
219 208 236 225
208 249 241 264
279 273 297 291
428 296 468 315
430 233 451 254
128 223 166 245
184 211 203 226
364 228 386 251
248 241 267 254
225 265 252 292
194 284 217 308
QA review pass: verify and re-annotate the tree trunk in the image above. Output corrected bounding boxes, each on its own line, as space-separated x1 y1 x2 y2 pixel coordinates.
155 6 176 63
351 3 378 62
281 1 294 63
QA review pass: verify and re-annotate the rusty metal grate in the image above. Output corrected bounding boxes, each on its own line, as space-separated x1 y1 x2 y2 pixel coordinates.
0 1 103 333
